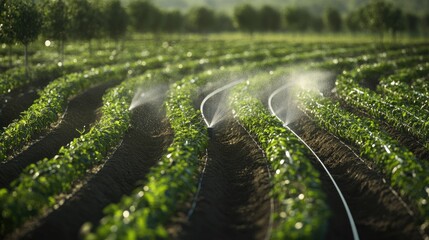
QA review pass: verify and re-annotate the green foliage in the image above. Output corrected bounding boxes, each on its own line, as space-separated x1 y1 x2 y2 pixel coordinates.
404 13 419 33
388 7 405 36
284 7 314 31
0 0 16 45
359 0 392 36
378 63 429 111
128 0 161 33
43 0 70 42
259 5 281 32
9 0 42 46
324 7 342 32
336 55 429 150
103 0 128 41
213 13 234 32
68 0 103 41
162 10 184 32
345 8 366 32
186 6 215 32
233 4 259 33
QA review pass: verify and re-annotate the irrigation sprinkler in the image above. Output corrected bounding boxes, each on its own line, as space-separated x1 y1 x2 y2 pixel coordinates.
200 80 243 137
268 84 360 240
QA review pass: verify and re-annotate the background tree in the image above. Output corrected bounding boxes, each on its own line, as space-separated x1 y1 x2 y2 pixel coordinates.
103 0 128 49
324 8 342 32
259 5 281 32
387 7 404 40
162 10 184 33
68 0 103 56
149 6 164 33
233 4 259 34
404 13 419 34
128 0 160 33
284 7 313 31
10 0 42 75
363 0 393 40
345 8 365 32
311 16 324 32
43 0 70 63
186 7 215 33
0 0 16 67
422 13 429 37
214 13 234 32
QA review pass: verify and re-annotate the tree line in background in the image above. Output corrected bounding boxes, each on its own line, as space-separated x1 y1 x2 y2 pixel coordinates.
1 0 429 71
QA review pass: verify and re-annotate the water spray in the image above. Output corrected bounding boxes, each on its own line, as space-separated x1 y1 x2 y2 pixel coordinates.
129 85 167 111
200 80 243 137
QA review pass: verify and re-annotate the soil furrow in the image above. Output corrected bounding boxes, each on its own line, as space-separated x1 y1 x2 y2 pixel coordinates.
16 102 171 240
290 115 424 240
181 119 271 240
0 75 56 129
0 81 117 189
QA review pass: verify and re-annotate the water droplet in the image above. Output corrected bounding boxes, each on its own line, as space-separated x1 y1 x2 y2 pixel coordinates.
295 222 303 229
123 210 130 218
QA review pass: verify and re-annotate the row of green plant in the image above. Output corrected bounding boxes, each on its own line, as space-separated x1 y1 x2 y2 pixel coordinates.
0 39 266 95
336 56 429 149
88 44 428 238
84 69 220 239
0 41 299 159
83 44 382 239
83 53 305 239
377 62 429 111
0 42 310 235
0 43 235 234
229 70 330 239
0 71 156 235
297 90 429 219
0 43 393 236
0 56 169 160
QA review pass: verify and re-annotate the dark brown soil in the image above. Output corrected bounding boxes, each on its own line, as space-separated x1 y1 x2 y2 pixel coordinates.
180 119 272 240
290 115 425 240
14 102 171 240
0 75 58 129
0 81 117 189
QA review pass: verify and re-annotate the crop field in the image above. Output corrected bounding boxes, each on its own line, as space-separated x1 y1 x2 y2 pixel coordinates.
0 36 428 240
